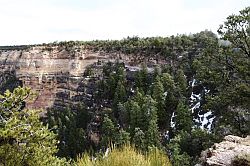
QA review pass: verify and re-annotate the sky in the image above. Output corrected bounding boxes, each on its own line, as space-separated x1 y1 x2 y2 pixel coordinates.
0 0 249 45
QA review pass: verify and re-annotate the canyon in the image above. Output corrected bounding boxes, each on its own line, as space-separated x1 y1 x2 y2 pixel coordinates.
0 46 121 109
0 45 137 110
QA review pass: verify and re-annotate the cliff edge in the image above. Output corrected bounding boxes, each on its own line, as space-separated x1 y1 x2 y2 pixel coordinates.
198 135 250 166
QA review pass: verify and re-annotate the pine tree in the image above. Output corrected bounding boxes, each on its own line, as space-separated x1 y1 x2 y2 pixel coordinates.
168 134 191 166
152 65 161 81
132 127 146 151
175 69 187 97
152 76 166 130
114 81 127 103
142 96 158 126
135 63 149 93
142 96 161 148
115 65 126 84
107 74 117 100
115 129 130 146
101 115 116 146
174 101 193 133
146 119 161 149
47 106 88 158
161 73 175 92
128 100 143 134
0 87 68 166
161 73 177 131
218 6 250 57
133 88 145 106
117 102 129 128
102 61 113 77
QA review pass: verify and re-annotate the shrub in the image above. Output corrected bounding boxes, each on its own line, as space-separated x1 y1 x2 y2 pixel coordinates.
75 144 171 166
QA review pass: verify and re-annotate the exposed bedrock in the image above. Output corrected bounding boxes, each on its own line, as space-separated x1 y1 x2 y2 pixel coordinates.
0 46 132 109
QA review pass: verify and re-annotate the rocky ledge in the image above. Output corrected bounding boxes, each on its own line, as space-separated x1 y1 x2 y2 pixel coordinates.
198 135 250 166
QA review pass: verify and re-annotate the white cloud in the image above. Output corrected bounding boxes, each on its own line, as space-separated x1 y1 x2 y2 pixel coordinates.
0 0 249 45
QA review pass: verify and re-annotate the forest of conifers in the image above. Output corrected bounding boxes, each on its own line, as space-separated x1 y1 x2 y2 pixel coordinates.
0 7 249 166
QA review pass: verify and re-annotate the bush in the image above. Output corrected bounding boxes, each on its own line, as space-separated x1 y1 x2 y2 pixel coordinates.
75 144 171 166
0 87 69 166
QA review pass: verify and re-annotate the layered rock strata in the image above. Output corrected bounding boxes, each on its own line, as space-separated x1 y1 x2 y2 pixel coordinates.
0 46 132 109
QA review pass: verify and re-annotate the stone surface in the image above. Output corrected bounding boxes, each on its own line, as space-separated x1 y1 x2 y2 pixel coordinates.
199 135 250 166
0 45 156 110
0 46 124 109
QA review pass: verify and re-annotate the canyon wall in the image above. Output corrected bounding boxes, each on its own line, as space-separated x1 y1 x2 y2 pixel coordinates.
0 45 132 110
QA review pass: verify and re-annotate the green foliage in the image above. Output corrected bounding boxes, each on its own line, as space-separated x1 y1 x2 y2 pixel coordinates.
133 128 146 151
113 80 127 117
174 101 193 133
101 115 116 146
115 129 130 146
168 128 218 165
168 134 191 166
84 67 94 77
114 80 126 102
146 119 160 148
117 102 129 128
161 73 177 131
2 7 249 166
175 69 187 97
218 6 250 57
100 114 130 147
193 6 250 137
161 73 175 92
47 106 89 158
0 87 68 166
147 147 171 166
136 63 150 93
128 100 144 133
152 76 166 130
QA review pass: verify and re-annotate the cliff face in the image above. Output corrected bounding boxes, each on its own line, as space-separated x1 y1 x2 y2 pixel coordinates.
0 46 130 110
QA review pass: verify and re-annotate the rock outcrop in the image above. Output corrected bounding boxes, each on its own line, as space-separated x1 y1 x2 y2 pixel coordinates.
198 135 250 166
0 44 160 110
0 45 134 110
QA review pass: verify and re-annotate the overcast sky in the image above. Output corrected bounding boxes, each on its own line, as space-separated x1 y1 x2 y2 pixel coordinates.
0 0 249 45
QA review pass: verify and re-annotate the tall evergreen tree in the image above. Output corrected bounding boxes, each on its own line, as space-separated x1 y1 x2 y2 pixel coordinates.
0 87 68 166
218 6 250 57
117 102 129 128
113 80 127 104
174 101 193 133
142 96 160 148
175 69 187 97
115 129 130 146
128 100 143 135
152 76 167 130
146 119 161 148
115 65 126 84
132 127 146 151
106 74 117 100
161 73 177 131
161 73 175 92
101 115 116 146
47 107 88 158
135 63 149 93
192 7 250 136
152 65 161 81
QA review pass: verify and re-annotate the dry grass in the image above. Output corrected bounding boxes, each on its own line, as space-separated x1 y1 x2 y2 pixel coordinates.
75 144 171 166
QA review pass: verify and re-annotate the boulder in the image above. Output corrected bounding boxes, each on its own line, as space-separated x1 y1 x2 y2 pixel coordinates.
198 135 250 166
